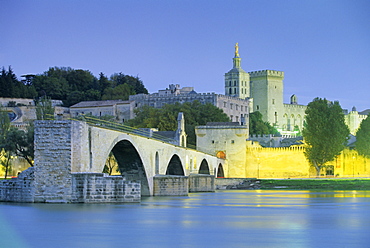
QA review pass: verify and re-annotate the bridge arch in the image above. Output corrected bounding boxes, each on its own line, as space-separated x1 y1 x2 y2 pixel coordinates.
110 139 150 196
166 154 184 175
216 163 224 178
198 159 210 174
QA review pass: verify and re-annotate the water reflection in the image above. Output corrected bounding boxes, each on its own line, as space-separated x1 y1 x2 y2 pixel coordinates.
1 190 370 248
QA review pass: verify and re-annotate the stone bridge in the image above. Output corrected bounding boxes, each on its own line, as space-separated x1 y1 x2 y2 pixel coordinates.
27 120 226 203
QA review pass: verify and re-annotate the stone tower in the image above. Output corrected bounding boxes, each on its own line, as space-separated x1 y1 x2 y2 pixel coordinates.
175 112 187 147
224 43 250 99
249 70 284 126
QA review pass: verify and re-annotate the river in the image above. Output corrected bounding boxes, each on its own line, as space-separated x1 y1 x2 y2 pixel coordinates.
1 190 369 248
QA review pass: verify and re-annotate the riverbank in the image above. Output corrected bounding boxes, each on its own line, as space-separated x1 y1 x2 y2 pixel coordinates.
215 178 370 190
260 178 370 190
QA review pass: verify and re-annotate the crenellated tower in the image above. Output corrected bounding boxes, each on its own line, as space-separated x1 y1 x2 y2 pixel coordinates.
224 43 250 99
249 70 284 126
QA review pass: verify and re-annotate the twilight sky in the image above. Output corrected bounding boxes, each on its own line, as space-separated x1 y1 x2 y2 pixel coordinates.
1 0 369 111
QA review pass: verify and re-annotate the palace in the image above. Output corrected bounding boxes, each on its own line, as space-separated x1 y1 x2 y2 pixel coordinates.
225 43 368 136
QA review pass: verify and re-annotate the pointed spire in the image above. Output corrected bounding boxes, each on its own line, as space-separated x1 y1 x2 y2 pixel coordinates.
235 42 240 57
233 43 241 68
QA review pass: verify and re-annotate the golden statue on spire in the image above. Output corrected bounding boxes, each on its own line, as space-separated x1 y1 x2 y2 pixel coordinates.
235 42 239 57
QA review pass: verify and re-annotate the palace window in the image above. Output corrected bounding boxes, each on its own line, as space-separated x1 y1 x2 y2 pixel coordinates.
230 103 233 109
272 99 275 104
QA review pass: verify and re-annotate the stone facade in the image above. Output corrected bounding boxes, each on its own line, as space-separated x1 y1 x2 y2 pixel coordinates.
196 122 248 177
0 120 142 203
71 173 140 203
0 167 35 202
153 175 189 196
0 168 140 203
188 174 215 192
70 100 136 123
225 44 368 137
129 89 250 124
344 108 368 135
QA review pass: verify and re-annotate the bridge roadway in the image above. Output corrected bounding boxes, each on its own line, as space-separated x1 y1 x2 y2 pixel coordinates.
34 120 226 197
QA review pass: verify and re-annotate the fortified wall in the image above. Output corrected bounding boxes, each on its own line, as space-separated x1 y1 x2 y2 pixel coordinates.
240 147 370 178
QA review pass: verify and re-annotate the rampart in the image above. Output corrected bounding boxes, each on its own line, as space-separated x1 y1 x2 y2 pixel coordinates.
242 147 370 178
249 70 284 78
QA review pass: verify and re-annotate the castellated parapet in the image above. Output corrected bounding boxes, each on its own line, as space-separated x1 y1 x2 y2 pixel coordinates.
249 70 284 78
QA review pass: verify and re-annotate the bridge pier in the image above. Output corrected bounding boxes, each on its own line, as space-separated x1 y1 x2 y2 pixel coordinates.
189 174 215 192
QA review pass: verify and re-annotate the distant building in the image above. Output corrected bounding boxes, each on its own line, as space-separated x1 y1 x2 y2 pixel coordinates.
225 43 368 136
129 86 251 125
70 100 136 123
0 97 68 130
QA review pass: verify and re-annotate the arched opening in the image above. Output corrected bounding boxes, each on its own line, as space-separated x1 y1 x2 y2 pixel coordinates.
166 154 184 175
217 164 224 178
103 152 120 175
111 140 150 196
155 152 159 174
199 159 210 175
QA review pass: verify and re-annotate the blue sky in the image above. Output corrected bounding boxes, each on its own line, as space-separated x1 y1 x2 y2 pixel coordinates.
1 0 369 111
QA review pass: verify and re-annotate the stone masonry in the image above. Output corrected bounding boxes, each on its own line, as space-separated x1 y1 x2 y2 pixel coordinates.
0 120 141 203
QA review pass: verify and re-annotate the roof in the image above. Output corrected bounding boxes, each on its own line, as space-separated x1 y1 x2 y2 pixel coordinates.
154 131 176 139
206 122 240 126
227 68 247 74
359 109 370 115
70 100 132 108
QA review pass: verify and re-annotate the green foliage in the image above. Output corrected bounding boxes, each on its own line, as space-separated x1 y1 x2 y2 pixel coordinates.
249 111 278 135
110 73 148 94
3 124 34 167
127 101 230 146
102 83 135 100
0 67 37 99
35 97 55 120
302 98 349 176
0 149 12 179
0 104 11 143
1 66 149 107
0 104 13 178
355 114 370 158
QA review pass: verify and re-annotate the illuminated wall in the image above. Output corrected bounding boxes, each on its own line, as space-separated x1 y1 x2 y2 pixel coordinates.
226 147 370 179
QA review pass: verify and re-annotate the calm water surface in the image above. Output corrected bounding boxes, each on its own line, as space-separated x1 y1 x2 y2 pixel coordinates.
1 190 370 248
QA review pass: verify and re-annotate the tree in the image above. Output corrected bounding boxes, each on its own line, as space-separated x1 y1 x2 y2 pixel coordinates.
0 104 12 178
102 83 135 100
355 115 370 158
249 111 278 135
302 98 349 176
103 152 119 175
3 125 34 167
35 97 55 120
110 73 148 94
127 101 230 146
